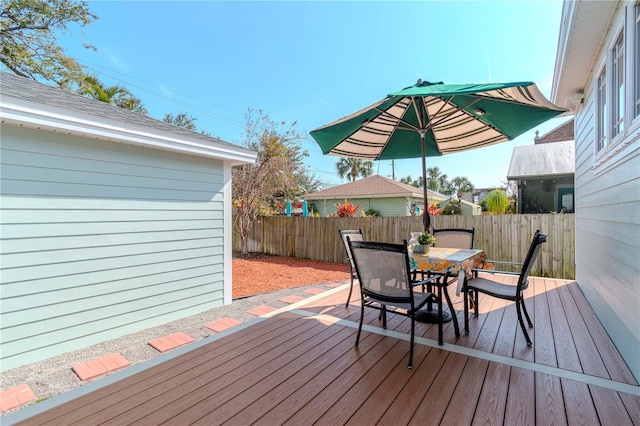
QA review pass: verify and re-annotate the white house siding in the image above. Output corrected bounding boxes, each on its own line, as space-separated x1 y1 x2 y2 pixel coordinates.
571 8 640 378
0 126 227 370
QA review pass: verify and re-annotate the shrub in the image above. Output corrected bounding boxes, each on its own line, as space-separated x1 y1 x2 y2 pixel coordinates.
334 199 360 217
362 208 381 217
485 189 509 214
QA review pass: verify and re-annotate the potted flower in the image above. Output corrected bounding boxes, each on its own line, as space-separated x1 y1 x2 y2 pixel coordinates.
413 231 436 253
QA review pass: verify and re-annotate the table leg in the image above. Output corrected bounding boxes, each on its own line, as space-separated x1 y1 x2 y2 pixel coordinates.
415 274 452 324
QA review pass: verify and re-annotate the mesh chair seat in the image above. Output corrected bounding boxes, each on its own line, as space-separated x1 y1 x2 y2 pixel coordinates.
461 277 526 300
349 239 442 368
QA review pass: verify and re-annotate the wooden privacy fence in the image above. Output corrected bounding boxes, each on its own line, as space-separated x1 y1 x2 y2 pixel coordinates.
232 214 576 280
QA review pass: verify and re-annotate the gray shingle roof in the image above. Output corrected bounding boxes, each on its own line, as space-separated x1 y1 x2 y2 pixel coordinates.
304 175 445 200
0 71 244 152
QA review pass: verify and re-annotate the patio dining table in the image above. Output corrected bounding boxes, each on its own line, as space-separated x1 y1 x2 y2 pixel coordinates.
409 247 487 333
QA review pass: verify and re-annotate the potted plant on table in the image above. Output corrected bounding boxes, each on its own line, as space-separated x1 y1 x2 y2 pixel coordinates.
413 231 436 254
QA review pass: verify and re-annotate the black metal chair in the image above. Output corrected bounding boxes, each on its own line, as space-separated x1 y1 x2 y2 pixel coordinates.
463 230 547 346
417 227 475 337
432 227 475 250
348 239 442 368
338 229 365 307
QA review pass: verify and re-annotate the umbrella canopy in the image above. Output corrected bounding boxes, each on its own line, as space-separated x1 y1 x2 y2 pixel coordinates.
310 80 567 230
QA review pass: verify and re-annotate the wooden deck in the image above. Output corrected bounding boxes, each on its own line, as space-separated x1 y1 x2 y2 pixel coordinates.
7 275 640 425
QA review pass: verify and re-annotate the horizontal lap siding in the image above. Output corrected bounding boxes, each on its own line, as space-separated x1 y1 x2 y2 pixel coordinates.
309 197 409 217
573 39 640 382
0 127 226 371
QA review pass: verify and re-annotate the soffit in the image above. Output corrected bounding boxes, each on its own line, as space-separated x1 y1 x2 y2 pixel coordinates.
551 1 619 110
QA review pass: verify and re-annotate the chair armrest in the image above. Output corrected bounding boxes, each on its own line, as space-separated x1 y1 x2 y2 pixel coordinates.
411 275 442 287
472 268 520 276
475 259 523 274
483 259 523 267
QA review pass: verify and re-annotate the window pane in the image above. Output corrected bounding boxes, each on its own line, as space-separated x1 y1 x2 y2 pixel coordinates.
612 33 624 137
597 69 607 151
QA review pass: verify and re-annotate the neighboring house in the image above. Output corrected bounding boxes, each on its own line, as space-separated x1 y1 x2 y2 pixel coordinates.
507 119 575 213
552 0 640 380
304 175 480 217
0 72 256 371
436 198 482 216
468 188 494 205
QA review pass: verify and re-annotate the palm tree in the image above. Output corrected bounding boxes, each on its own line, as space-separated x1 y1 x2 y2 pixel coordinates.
79 75 129 103
426 167 441 191
79 75 148 115
335 158 373 182
451 176 475 199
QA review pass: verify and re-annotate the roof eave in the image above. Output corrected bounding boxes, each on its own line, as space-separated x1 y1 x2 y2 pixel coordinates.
551 1 620 112
1 99 257 165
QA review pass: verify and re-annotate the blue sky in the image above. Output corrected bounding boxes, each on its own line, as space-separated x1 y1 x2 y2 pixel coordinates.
58 0 568 190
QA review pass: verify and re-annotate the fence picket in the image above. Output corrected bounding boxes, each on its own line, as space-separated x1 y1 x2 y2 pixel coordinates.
233 214 575 279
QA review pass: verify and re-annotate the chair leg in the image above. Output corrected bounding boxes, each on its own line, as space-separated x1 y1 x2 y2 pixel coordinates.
408 317 414 369
355 302 364 348
473 289 479 317
516 300 533 346
521 298 533 327
345 271 355 308
442 283 459 337
437 288 443 346
381 307 387 329
463 281 470 335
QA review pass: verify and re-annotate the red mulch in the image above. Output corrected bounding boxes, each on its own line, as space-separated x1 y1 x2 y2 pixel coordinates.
233 252 350 298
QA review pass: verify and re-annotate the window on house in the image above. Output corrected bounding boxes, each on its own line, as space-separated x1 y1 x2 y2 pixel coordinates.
635 2 640 118
612 33 624 138
597 68 607 152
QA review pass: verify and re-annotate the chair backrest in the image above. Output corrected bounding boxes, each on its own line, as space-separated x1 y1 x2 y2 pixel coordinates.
518 230 548 290
348 239 414 304
432 227 475 249
339 229 364 269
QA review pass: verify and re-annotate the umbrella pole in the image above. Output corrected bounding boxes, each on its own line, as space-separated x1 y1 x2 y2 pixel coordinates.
420 131 431 233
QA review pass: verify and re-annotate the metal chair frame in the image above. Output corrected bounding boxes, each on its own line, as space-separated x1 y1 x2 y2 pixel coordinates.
348 239 442 368
338 229 364 307
463 230 547 346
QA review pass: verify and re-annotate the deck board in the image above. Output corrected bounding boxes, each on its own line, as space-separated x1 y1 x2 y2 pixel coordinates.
9 276 640 426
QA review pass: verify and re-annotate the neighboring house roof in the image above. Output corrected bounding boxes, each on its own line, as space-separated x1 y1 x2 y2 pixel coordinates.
507 141 575 180
534 118 574 144
551 1 619 110
0 71 256 164
304 175 446 201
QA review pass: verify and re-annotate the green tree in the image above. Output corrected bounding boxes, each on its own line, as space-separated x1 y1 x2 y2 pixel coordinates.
1 0 97 89
399 175 421 187
484 189 510 214
335 158 373 182
78 75 147 114
451 176 475 199
232 109 310 254
437 174 450 193
426 167 441 191
163 112 197 131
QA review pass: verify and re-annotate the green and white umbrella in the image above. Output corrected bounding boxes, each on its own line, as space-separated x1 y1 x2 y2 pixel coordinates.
310 79 567 231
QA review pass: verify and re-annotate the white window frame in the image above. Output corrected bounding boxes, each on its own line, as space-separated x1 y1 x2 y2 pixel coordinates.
594 5 640 160
633 2 640 121
611 32 625 139
596 66 608 154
